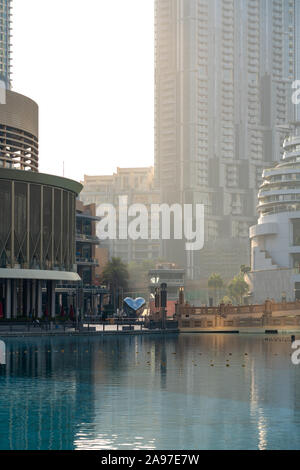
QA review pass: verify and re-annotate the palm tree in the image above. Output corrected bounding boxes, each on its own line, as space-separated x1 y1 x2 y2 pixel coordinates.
102 257 129 310
208 273 224 305
227 274 249 305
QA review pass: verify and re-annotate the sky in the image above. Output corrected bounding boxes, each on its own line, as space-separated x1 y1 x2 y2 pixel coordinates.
13 0 154 182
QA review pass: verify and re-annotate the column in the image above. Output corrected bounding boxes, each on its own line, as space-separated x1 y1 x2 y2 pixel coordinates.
5 279 11 319
26 280 31 318
92 293 97 316
12 280 17 319
37 280 43 319
31 280 36 318
99 293 103 317
51 281 56 318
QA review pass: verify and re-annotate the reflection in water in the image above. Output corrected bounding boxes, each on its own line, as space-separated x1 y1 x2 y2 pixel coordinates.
0 334 299 450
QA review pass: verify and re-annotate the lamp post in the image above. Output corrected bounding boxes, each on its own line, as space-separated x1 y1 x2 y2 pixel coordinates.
179 286 185 305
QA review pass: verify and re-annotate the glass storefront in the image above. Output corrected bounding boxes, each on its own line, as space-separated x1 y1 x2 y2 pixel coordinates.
0 179 76 271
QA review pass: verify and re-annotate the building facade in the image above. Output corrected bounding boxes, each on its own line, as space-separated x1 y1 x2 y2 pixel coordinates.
56 201 108 317
0 90 82 318
247 124 300 303
80 167 161 265
155 0 300 280
76 200 100 286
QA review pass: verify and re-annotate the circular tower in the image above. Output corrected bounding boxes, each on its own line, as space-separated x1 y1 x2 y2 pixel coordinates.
248 124 300 303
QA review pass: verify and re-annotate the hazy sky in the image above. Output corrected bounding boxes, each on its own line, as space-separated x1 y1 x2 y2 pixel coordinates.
13 0 154 182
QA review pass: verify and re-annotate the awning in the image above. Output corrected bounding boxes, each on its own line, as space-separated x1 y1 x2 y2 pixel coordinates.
0 269 81 282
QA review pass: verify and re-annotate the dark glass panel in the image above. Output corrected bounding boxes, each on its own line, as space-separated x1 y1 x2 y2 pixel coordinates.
43 186 53 269
29 184 41 268
0 179 11 267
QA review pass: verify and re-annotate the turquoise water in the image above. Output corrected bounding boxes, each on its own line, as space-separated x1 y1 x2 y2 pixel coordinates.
0 333 299 450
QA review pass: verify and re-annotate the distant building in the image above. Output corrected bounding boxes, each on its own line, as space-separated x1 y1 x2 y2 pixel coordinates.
76 201 100 286
0 0 12 89
149 263 185 317
94 245 109 283
80 167 161 265
155 0 300 280
247 124 300 303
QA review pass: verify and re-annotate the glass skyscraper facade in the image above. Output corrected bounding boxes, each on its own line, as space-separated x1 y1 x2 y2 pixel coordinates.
0 0 11 89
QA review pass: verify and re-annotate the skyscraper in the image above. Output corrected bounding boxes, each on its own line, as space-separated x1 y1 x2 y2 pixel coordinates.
0 0 11 89
155 0 299 280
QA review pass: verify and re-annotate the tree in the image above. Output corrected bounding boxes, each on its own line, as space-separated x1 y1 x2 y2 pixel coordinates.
227 274 249 305
240 264 251 274
221 295 233 305
128 259 156 286
208 273 224 305
102 258 129 310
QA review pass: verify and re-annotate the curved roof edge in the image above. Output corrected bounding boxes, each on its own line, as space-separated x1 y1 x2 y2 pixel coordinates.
0 269 81 281
0 168 83 195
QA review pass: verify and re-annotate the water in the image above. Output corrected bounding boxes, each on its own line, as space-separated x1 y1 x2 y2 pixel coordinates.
0 333 299 450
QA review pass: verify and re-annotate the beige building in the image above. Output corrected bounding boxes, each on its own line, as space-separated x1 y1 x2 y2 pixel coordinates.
80 167 161 265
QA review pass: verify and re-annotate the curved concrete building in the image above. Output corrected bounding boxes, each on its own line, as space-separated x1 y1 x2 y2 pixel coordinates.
247 124 300 303
0 90 39 171
0 91 82 318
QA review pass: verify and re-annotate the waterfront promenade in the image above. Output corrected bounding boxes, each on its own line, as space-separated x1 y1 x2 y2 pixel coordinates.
175 299 300 334
0 321 179 338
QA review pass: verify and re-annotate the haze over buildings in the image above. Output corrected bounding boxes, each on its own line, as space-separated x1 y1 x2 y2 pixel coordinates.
13 0 154 181
155 0 300 280
80 168 161 265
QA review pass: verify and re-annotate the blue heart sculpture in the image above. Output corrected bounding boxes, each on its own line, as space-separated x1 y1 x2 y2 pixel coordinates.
123 297 146 312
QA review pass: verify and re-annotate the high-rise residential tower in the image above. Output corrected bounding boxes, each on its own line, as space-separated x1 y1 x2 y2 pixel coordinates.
155 0 300 280
0 0 12 88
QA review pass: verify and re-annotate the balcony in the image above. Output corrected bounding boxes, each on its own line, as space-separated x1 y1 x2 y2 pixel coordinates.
76 212 101 222
249 223 278 239
76 232 100 244
76 257 99 267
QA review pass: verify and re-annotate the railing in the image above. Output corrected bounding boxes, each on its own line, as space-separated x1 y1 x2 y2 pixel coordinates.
179 316 300 329
177 300 300 317
56 284 108 294
76 233 100 243
76 257 99 266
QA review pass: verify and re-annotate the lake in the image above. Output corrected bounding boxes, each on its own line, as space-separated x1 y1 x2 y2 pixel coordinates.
0 333 299 450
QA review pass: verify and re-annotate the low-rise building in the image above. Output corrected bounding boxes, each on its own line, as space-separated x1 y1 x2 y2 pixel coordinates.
56 201 108 317
80 167 161 265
